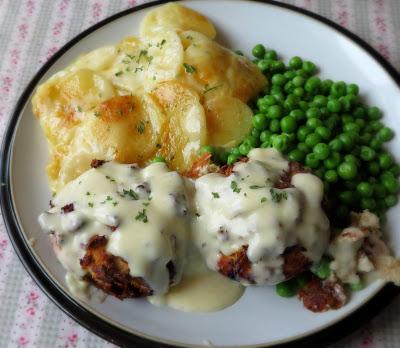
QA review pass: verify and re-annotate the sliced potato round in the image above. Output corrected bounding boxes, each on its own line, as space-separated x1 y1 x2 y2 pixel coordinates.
181 30 267 102
140 3 216 39
205 96 253 148
54 94 165 189
142 29 184 90
69 46 117 72
151 81 206 172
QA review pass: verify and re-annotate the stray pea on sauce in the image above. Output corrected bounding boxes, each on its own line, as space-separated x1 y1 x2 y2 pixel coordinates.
38 149 330 312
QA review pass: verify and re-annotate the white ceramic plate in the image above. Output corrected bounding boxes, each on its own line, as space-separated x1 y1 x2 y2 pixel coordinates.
2 1 400 347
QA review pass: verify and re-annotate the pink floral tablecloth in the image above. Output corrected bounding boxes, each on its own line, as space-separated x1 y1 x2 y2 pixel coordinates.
0 0 399 347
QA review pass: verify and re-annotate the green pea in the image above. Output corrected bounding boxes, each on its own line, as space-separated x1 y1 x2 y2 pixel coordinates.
288 149 305 162
293 87 305 97
367 106 381 120
305 107 321 119
263 95 277 106
284 70 296 79
231 147 241 156
251 128 261 138
276 279 298 298
379 153 393 169
349 281 365 291
280 116 297 133
239 143 252 156
357 182 374 197
382 175 399 193
360 132 373 145
339 190 356 205
385 195 398 208
298 142 310 154
151 156 166 163
252 44 266 58
315 126 331 140
377 127 394 142
252 113 269 130
289 56 303 69
374 183 387 199
290 109 305 122
327 99 342 113
292 75 305 87
341 114 353 124
330 81 347 98
244 135 259 148
325 170 338 183
272 135 288 153
271 73 287 86
257 59 270 72
295 273 310 289
344 154 359 165
347 83 359 95
305 76 321 94
338 162 358 180
265 49 278 60
353 106 366 118
261 140 272 148
227 154 239 165
305 153 320 169
390 164 400 177
269 119 281 133
329 138 343 152
298 100 309 111
296 69 309 78
360 146 376 161
338 133 354 150
313 143 330 160
343 122 360 133
361 197 376 210
199 145 215 156
302 61 316 74
271 60 285 73
260 130 272 143
370 138 383 151
305 133 322 148
371 120 384 132
320 79 333 95
311 257 331 279
306 118 323 129
355 118 366 129
283 95 299 111
324 152 341 169
326 114 340 130
267 105 284 119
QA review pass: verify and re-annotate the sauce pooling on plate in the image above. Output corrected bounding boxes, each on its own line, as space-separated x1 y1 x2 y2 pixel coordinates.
192 148 330 285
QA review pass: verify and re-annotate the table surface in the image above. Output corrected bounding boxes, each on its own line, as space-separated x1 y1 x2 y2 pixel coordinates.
0 0 399 347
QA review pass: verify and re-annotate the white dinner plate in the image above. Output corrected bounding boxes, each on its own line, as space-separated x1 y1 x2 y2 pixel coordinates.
1 1 400 347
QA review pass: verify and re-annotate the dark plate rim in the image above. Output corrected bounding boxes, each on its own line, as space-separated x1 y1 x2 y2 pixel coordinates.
1 0 400 347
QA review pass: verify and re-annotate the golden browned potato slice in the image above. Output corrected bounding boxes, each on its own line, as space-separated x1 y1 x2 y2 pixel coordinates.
140 3 216 39
181 30 267 102
142 29 184 90
151 81 206 172
205 96 253 148
54 94 164 190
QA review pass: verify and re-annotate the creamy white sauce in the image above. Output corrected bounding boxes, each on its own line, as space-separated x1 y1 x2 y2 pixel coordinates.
192 148 330 285
39 162 189 295
38 148 331 311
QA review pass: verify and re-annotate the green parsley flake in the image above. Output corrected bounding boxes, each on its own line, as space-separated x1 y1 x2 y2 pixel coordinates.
230 181 241 193
112 201 119 207
183 63 196 74
211 192 220 199
77 106 82 112
249 185 264 189
123 189 139 200
270 188 288 203
261 197 267 203
105 175 116 182
86 192 91 196
88 202 94 208
135 209 148 223
142 202 150 207
137 121 145 134
94 111 101 117
204 84 222 94
115 70 123 76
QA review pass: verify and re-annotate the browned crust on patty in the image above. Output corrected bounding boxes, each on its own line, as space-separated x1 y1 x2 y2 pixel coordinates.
80 235 153 299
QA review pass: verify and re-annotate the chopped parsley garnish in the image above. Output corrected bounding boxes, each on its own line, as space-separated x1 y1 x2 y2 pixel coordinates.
126 54 135 60
106 196 112 201
86 191 91 196
137 121 145 134
137 49 148 63
211 192 220 199
156 143 161 149
134 66 144 73
146 55 154 64
249 185 264 189
261 197 267 203
135 209 148 223
122 58 131 64
105 175 116 182
115 70 123 76
156 39 167 48
270 188 288 203
142 202 150 207
204 84 222 94
123 189 139 200
88 202 94 208
186 35 193 40
195 213 200 217
77 106 82 112
183 63 196 73
112 201 119 207
230 181 241 193
94 111 101 117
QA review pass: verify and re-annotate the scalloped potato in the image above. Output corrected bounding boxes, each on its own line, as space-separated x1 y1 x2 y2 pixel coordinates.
32 3 267 190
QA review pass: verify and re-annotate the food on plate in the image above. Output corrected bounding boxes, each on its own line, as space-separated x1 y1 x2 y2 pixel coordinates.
192 148 329 285
32 3 266 191
34 3 400 314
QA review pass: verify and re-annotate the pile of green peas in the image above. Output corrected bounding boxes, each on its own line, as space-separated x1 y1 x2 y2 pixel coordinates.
224 43 399 225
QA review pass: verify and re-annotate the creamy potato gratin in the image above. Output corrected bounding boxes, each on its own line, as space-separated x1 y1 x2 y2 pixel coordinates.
34 3 400 313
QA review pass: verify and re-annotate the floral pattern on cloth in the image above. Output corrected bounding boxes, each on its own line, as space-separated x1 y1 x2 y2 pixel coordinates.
0 0 399 347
